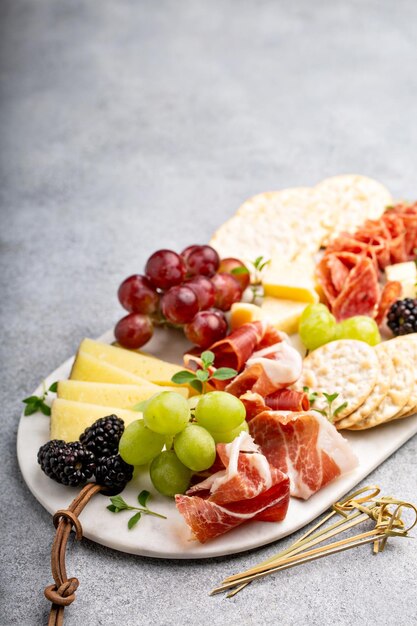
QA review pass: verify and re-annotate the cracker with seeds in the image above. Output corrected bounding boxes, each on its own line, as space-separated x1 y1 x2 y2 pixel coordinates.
336 343 393 430
296 340 379 420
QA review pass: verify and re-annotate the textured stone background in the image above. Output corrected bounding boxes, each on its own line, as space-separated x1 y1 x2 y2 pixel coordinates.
1 1 416 624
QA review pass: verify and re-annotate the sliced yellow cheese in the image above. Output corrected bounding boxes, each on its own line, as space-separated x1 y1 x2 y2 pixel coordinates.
58 380 188 408
385 262 416 298
78 338 187 386
50 399 141 442
230 298 309 335
70 351 153 386
261 297 308 334
262 255 319 303
230 302 263 330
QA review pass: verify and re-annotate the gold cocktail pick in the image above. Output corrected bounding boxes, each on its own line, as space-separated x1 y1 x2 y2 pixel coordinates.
210 486 416 598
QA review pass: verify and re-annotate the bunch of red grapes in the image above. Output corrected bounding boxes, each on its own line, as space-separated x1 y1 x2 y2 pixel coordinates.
115 245 250 350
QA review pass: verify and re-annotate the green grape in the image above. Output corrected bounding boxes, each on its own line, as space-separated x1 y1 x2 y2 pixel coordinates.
173 424 216 471
194 391 246 432
335 316 381 346
298 303 337 351
143 391 190 435
150 450 192 497
208 420 249 443
119 419 165 465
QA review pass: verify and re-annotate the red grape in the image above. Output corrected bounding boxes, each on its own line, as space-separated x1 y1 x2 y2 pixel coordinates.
185 276 216 310
161 285 199 324
115 313 153 349
211 273 243 311
181 245 200 261
118 274 159 314
181 245 220 277
218 258 250 291
145 250 186 290
184 310 228 348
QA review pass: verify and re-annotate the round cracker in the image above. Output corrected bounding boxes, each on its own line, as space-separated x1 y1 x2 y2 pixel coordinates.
209 210 298 262
315 174 393 243
347 342 413 430
209 175 392 261
296 339 379 420
387 334 417 420
336 343 393 430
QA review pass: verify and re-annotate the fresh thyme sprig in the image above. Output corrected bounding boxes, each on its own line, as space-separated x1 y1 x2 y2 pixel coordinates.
107 490 167 530
22 381 58 416
170 350 237 394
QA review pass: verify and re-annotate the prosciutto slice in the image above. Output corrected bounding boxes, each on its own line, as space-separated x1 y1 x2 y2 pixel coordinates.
175 433 290 543
239 390 310 421
209 321 265 371
249 410 358 500
225 341 303 397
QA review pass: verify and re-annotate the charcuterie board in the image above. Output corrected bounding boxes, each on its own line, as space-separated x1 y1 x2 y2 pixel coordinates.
17 328 417 559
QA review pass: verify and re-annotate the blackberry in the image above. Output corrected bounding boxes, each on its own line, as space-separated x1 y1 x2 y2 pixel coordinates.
95 454 134 495
79 415 125 459
387 298 417 336
37 440 95 487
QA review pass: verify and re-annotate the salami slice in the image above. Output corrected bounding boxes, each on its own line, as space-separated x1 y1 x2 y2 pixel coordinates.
332 256 380 321
374 280 403 326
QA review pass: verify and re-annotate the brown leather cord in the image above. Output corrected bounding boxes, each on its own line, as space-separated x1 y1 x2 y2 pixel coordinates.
44 483 102 626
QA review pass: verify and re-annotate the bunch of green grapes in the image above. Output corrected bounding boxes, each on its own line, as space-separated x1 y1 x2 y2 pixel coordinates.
118 390 247 497
298 303 381 351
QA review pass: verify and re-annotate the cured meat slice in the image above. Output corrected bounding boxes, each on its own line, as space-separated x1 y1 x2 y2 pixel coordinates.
374 280 402 326
249 410 358 500
239 391 268 421
209 321 266 371
239 389 309 421
332 255 380 321
316 252 359 306
388 203 417 257
381 213 407 264
175 433 290 543
265 388 310 412
225 341 303 397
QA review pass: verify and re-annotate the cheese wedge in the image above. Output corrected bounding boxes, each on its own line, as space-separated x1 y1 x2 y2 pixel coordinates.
70 351 153 386
57 380 188 408
50 399 141 442
77 338 187 386
385 262 416 299
230 298 308 335
262 255 319 303
230 302 263 330
261 297 309 334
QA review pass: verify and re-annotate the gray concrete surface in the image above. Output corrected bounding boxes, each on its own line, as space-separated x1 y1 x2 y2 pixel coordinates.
1 1 416 624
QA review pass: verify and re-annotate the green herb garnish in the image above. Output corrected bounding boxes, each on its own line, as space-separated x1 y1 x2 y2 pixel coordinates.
303 386 318 406
315 392 348 423
171 350 237 394
249 255 270 303
107 490 167 529
22 381 58 416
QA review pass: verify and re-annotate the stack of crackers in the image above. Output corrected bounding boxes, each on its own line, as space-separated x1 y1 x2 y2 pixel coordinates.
210 174 393 261
296 336 417 430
